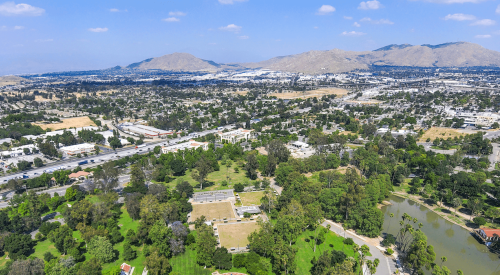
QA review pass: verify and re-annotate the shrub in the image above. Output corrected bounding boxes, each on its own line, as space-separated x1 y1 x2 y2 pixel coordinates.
234 183 244 192
386 248 394 255
381 234 396 247
343 238 354 246
473 216 487 226
244 212 251 218
233 253 246 268
44 252 56 262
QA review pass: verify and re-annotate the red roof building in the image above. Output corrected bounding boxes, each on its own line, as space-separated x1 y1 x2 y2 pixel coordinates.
120 263 132 275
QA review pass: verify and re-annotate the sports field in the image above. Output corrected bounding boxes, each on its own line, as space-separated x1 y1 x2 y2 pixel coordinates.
191 202 235 221
270 88 349 99
239 191 264 206
36 116 96 130
218 222 260 248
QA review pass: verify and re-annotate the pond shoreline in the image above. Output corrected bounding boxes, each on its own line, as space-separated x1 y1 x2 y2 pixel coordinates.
390 192 473 233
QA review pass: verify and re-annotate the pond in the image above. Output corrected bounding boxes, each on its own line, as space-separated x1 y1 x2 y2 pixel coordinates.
381 195 500 275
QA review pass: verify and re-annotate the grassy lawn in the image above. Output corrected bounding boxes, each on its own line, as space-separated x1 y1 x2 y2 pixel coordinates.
165 162 255 192
294 229 358 275
238 191 264 206
32 239 61 259
218 222 260 248
170 246 212 275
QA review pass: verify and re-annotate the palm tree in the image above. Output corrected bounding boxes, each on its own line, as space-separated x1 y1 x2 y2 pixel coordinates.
453 197 462 217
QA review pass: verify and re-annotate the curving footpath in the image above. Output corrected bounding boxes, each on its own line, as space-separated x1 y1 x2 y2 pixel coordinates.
322 220 394 275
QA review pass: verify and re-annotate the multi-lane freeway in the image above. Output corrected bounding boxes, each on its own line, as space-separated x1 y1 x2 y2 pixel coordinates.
0 126 229 208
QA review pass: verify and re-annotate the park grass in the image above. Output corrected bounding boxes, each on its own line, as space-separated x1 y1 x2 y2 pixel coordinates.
166 162 255 192
170 246 212 275
294 228 358 275
102 208 143 273
217 222 260 248
191 202 235 221
32 239 61 259
238 191 264 206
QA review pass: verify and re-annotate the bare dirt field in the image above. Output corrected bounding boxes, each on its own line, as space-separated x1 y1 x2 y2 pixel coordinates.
420 127 467 141
0 76 29 86
235 90 248 96
191 202 235 221
218 222 260 248
238 192 264 206
270 88 349 99
35 116 96 130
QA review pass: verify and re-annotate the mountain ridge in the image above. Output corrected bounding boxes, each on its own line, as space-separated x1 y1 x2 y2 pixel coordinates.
123 42 500 74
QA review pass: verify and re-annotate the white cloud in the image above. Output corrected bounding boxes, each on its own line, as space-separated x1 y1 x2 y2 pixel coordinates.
218 0 247 4
238 35 249 39
13 25 23 30
341 31 366 36
471 19 496 26
358 0 382 10
0 2 45 16
314 26 319 29
353 22 361 27
88 27 108 32
317 5 335 15
344 16 353 20
496 5 500 14
443 13 476 21
494 30 500 35
35 38 53 42
219 24 242 32
360 17 394 24
475 34 491 38
162 17 180 22
0 25 6 30
109 8 127 12
169 11 186 16
410 0 486 3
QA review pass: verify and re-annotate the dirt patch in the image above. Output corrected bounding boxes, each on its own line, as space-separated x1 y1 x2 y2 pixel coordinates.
0 75 29 86
217 222 260 248
256 147 268 156
235 90 248 96
238 192 264 206
270 88 349 100
420 127 466 141
35 116 96 130
191 202 235 221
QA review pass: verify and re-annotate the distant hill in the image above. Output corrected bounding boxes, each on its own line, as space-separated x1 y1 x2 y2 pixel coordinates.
124 42 500 74
0 75 29 86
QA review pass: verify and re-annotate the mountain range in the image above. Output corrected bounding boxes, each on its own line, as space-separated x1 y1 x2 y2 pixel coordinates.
122 42 500 74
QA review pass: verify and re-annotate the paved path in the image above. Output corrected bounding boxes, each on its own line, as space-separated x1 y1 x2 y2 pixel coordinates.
322 220 392 275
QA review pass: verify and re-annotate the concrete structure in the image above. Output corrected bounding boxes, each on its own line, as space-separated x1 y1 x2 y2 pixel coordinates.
236 206 260 217
291 141 309 149
217 128 253 144
161 139 209 154
59 143 95 156
456 112 500 127
120 123 171 138
474 228 500 246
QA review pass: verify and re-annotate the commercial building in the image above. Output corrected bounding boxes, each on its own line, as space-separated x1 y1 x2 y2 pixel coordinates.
59 143 95 156
161 140 209 154
236 206 261 217
217 128 254 144
120 123 171 138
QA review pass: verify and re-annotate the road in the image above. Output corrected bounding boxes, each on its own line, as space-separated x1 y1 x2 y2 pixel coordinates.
323 220 395 275
418 142 457 155
0 126 225 184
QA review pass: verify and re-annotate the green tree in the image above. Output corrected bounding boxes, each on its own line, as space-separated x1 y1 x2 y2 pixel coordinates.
196 224 217 267
94 161 120 193
213 247 233 270
88 236 116 263
192 156 214 190
77 257 102 275
149 221 173 257
144 249 171 275
4 233 34 260
33 157 43 167
8 258 44 275
123 241 137 261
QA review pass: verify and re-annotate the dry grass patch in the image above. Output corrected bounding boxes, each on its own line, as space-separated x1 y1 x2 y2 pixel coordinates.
35 116 96 130
270 88 349 99
235 90 248 96
239 192 264 206
420 127 464 141
0 76 29 86
218 222 260 248
191 202 235 221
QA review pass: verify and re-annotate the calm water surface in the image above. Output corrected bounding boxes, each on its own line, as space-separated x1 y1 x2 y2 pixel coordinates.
381 195 500 275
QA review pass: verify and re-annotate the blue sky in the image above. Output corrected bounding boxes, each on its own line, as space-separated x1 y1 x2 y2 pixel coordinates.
1 0 500 75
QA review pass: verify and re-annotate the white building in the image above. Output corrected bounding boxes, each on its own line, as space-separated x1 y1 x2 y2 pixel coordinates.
161 140 209 154
59 143 95 156
217 128 253 144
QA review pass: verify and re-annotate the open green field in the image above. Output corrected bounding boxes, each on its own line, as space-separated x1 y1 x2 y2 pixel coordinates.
294 228 359 275
31 239 62 259
238 191 264 206
170 246 212 275
218 222 260 248
165 162 255 192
